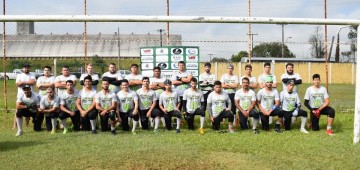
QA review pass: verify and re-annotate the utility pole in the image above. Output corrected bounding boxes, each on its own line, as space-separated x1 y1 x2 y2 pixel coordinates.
208 54 213 62
117 27 120 68
247 33 258 58
157 29 165 47
280 24 287 58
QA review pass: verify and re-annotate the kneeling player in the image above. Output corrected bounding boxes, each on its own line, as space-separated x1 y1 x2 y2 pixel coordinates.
59 80 80 133
39 87 61 134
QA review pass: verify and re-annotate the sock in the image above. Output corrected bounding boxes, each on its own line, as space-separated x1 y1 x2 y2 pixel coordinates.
16 117 23 132
111 126 115 131
176 118 181 129
327 125 332 130
90 120 96 130
154 117 160 130
276 120 281 125
161 117 166 127
150 118 154 127
61 119 68 129
252 118 258 130
269 116 273 124
200 116 205 128
51 118 57 130
132 120 138 132
301 117 307 129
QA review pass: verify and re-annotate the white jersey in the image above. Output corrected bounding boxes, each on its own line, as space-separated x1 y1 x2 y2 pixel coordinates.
304 86 329 109
150 77 166 100
125 74 143 91
183 88 204 114
77 89 97 111
257 88 279 111
207 91 230 118
36 76 55 97
94 91 117 110
258 73 277 85
171 71 191 96
102 71 123 93
136 88 157 110
16 93 40 112
16 73 36 97
80 73 100 91
220 74 239 94
280 90 301 112
159 91 180 112
60 89 79 111
116 90 138 113
280 73 302 92
40 95 60 110
234 88 256 111
239 76 257 85
55 75 77 97
199 72 217 94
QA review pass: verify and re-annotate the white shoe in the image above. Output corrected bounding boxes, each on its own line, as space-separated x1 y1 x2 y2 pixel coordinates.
300 128 309 134
16 130 23 136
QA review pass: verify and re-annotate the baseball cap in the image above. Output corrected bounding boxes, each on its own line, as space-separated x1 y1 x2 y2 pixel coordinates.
22 85 31 89
264 76 273 83
23 63 30 68
286 80 295 85
163 79 172 85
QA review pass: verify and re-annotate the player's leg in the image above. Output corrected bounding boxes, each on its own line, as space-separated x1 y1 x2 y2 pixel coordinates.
50 112 59 134
271 108 283 133
15 109 26 136
172 110 182 133
151 108 161 133
260 112 270 131
283 110 293 131
239 111 249 130
297 109 309 133
100 111 110 132
193 108 206 133
310 109 320 131
128 109 139 134
139 109 149 130
164 111 172 130
249 109 260 134
88 109 99 134
120 111 130 131
320 106 335 135
223 110 235 133
108 110 117 135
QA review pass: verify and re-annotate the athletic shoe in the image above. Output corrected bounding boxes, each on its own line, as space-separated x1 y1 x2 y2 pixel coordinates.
51 129 56 135
92 130 97 134
326 129 335 136
176 129 181 133
199 128 205 134
229 127 235 133
15 130 23 137
300 128 309 134
253 129 259 134
274 124 283 133
63 128 68 134
111 130 116 135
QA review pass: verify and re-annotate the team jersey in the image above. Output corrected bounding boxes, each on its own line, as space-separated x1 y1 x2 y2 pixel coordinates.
80 73 100 91
234 88 256 111
40 95 60 116
258 73 277 85
171 71 191 96
280 90 301 111
60 89 79 111
304 86 329 109
77 89 97 111
125 74 143 91
159 91 180 112
94 90 117 110
280 73 302 92
183 88 204 114
136 88 157 110
116 90 138 113
55 74 77 97
257 88 280 111
102 72 123 93
220 74 239 94
239 76 257 86
150 77 165 100
36 76 55 97
207 91 230 118
199 72 217 94
16 93 40 113
16 73 36 97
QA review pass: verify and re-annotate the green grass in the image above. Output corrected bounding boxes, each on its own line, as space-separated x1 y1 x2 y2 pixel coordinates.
0 80 359 169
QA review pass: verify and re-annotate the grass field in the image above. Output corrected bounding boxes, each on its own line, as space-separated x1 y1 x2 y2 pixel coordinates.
1 80 360 169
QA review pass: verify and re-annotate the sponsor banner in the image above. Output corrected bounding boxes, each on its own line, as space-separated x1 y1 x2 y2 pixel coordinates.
156 62 170 70
141 63 154 70
140 48 154 55
186 63 198 69
187 70 199 76
171 48 183 55
156 55 168 62
171 63 179 69
186 55 198 62
141 56 154 62
161 70 176 79
156 48 169 55
171 55 183 62
186 48 198 55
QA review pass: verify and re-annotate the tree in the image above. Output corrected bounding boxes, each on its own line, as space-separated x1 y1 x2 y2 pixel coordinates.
252 42 295 58
348 25 357 53
211 57 228 62
92 55 107 73
231 51 248 62
309 26 325 58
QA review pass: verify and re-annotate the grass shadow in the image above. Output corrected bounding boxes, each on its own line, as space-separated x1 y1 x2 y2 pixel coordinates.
0 140 45 152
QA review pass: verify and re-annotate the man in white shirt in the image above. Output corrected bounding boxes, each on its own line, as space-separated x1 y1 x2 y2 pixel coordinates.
239 64 258 90
220 64 239 124
37 66 55 98
102 63 123 94
280 63 302 92
80 64 99 91
199 62 216 105
55 65 77 97
39 87 60 134
125 64 143 91
171 61 192 113
59 80 80 133
149 67 166 127
258 62 277 88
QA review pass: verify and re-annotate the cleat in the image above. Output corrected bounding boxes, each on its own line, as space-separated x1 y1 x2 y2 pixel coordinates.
111 130 116 135
199 128 205 134
326 129 335 136
300 128 309 134
176 129 181 133
63 128 68 134
274 124 283 133
92 130 97 134
15 130 23 136
253 129 259 134
229 127 235 133
51 129 56 135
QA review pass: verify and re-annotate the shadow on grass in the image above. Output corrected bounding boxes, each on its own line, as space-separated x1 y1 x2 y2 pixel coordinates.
0 140 45 152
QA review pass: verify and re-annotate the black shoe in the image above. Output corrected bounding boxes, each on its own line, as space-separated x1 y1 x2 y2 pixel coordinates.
274 124 283 133
111 130 116 135
253 129 259 134
92 130 97 134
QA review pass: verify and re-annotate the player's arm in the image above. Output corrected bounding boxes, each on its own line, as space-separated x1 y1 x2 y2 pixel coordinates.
318 98 330 111
249 82 258 89
86 98 96 112
133 97 139 115
226 97 232 111
207 101 213 122
234 99 243 113
16 102 27 109
55 79 67 88
76 98 86 114
181 74 193 83
60 104 74 115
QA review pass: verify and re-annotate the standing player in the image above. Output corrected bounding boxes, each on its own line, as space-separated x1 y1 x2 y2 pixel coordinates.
199 62 216 105
76 75 98 134
258 62 277 88
116 79 139 134
234 77 260 134
280 80 308 133
304 74 335 135
125 64 143 91
59 80 80 133
207 81 235 133
102 63 123 94
183 78 206 133
149 67 166 127
39 87 60 134
15 85 41 136
55 65 77 97
80 64 99 91
36 66 55 98
159 79 182 133
171 61 193 113
220 64 239 124
136 77 161 132
95 78 118 135
239 64 258 90
257 76 283 133
280 63 302 92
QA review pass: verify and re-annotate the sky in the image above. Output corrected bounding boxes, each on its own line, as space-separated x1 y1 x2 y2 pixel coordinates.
2 0 359 61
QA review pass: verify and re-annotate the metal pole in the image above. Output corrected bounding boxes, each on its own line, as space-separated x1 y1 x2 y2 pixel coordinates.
157 29 164 47
117 27 120 68
281 24 285 58
2 0 7 114
166 0 170 45
353 24 360 144
248 0 251 63
324 0 329 92
84 0 88 64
